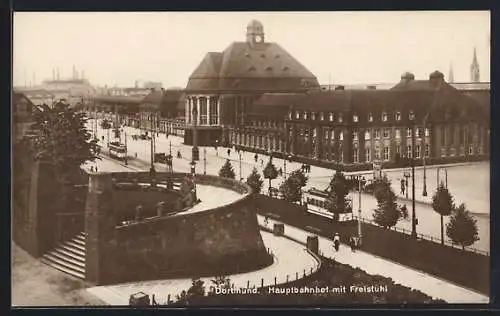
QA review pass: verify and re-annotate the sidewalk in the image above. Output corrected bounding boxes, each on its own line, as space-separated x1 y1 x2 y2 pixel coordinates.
256 215 488 304
12 242 106 306
86 231 319 305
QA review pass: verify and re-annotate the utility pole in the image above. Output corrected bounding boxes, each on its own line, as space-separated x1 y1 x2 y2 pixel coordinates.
239 151 242 181
411 119 417 239
422 117 428 196
150 112 155 174
124 132 128 165
203 148 207 175
357 176 363 245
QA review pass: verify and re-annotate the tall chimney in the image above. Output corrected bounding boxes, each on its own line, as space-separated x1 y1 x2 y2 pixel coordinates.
52 68 55 80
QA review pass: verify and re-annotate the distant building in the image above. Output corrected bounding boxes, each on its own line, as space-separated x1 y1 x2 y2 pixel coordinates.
143 81 163 90
20 89 54 106
12 92 41 141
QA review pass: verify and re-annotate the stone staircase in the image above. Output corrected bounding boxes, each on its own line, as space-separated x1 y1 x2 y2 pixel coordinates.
40 232 86 280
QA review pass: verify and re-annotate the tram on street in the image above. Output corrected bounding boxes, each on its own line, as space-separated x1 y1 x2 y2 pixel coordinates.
109 142 127 160
303 188 353 222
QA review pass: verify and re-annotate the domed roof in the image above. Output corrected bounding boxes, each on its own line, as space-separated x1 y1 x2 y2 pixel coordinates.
401 72 415 80
247 19 263 30
186 41 318 92
429 70 444 79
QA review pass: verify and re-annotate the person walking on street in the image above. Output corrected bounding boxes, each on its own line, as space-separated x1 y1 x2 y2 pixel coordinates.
227 148 231 157
400 178 405 195
254 154 258 163
349 235 356 252
333 233 340 252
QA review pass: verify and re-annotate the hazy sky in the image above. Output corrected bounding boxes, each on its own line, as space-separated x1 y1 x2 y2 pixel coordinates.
13 11 490 88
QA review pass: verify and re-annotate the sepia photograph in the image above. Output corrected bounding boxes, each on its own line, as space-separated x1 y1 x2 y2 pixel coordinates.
12 11 490 307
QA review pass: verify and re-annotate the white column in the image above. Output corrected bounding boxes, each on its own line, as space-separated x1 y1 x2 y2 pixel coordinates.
217 97 221 125
207 96 211 125
186 97 190 124
197 96 201 124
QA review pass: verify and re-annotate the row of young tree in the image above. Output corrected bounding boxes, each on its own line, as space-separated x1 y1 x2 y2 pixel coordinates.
370 175 479 249
218 158 308 204
219 157 479 250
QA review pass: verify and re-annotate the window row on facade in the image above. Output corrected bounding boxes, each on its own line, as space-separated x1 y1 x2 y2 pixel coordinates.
289 109 417 123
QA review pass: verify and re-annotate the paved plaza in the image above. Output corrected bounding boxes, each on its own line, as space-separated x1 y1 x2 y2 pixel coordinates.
87 231 319 305
86 121 490 252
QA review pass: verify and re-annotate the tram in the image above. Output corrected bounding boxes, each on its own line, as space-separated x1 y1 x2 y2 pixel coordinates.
109 142 127 160
303 187 354 222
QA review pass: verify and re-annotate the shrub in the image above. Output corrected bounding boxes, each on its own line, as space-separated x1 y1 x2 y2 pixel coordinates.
219 159 236 179
446 203 479 250
246 167 263 194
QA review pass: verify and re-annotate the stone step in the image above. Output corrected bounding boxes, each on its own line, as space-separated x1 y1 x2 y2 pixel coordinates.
40 257 85 279
72 237 85 247
54 247 85 264
60 244 85 257
51 249 85 268
65 240 85 252
43 253 85 274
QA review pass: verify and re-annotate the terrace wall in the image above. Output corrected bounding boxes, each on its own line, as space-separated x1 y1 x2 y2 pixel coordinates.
85 172 271 285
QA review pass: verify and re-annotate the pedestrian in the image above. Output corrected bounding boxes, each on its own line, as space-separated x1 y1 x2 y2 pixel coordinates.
260 159 263 166
102 136 104 141
400 179 405 195
333 233 340 252
90 166 94 172
349 235 356 252
279 168 283 176
135 152 138 158
254 154 258 162
95 166 98 172
264 215 269 226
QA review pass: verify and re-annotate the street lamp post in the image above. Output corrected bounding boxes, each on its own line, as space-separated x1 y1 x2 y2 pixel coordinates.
410 119 417 239
190 161 197 197
149 112 156 174
192 104 199 161
203 148 207 175
124 131 128 165
353 175 365 245
239 151 242 181
422 117 428 196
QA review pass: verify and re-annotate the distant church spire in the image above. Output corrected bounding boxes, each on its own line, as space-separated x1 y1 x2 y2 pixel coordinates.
470 47 480 82
448 63 454 83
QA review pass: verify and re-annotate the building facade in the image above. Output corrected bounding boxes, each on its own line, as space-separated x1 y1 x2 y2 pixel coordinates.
229 71 489 168
183 20 319 146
